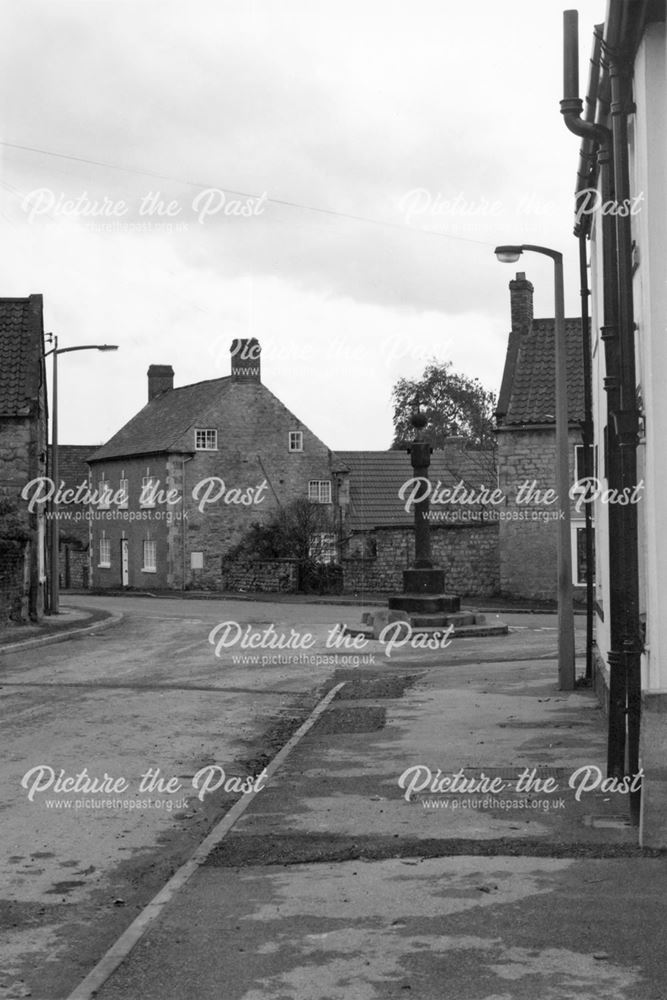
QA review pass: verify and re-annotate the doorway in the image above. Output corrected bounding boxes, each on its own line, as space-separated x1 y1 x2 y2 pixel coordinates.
120 538 129 587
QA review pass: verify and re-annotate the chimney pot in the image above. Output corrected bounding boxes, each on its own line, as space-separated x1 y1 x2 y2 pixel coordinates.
230 338 261 381
147 364 174 401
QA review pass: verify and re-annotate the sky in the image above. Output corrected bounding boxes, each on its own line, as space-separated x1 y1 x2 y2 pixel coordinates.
0 0 607 451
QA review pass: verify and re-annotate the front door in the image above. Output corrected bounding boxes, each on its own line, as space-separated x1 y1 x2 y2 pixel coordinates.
120 538 129 587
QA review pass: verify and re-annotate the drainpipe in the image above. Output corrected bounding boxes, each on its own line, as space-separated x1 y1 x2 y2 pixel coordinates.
562 13 602 684
578 230 594 683
181 455 193 590
561 12 628 777
606 3 643 815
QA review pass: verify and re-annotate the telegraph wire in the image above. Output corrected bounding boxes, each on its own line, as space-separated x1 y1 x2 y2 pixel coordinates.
0 138 491 248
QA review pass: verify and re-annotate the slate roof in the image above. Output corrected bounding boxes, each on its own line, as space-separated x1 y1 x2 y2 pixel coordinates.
496 318 585 427
0 296 45 417
337 448 497 531
88 377 231 462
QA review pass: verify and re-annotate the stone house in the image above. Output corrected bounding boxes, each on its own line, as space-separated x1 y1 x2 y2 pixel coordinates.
495 273 586 602
87 340 342 590
0 295 48 622
337 443 499 596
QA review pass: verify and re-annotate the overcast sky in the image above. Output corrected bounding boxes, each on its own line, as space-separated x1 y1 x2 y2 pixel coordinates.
1 0 606 450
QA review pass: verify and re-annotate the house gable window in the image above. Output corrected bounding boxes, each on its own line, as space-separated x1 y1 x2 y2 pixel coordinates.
195 428 218 451
142 539 157 573
289 431 303 452
308 480 332 504
99 533 111 568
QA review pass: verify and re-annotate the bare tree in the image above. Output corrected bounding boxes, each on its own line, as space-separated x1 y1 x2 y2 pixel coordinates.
391 360 497 450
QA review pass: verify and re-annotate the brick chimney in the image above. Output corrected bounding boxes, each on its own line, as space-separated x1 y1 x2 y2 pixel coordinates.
230 338 261 381
509 272 534 333
147 364 174 401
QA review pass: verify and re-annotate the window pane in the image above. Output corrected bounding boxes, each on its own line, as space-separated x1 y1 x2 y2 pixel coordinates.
141 476 156 507
98 480 110 509
143 540 156 571
99 537 110 566
308 480 331 503
195 429 217 450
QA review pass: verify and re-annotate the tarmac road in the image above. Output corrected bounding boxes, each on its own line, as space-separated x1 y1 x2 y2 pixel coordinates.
0 595 584 999
0 594 350 999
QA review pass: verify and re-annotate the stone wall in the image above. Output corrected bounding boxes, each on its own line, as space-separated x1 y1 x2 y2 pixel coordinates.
639 691 667 848
496 427 583 601
0 418 45 622
218 558 299 593
342 524 499 595
61 545 89 590
0 539 27 622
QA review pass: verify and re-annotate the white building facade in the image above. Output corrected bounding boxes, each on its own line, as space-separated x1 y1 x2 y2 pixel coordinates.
563 1 667 846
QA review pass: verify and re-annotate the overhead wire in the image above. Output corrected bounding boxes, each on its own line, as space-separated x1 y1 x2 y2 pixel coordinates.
0 139 492 248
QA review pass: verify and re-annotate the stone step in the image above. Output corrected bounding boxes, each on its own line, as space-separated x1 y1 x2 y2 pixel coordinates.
409 612 478 628
344 620 508 641
452 623 509 638
388 593 461 614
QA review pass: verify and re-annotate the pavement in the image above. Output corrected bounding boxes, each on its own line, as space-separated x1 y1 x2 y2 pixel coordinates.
50 628 663 1000
3 599 664 999
0 604 120 653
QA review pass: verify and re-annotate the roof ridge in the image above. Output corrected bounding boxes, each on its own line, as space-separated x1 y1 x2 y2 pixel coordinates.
165 375 231 393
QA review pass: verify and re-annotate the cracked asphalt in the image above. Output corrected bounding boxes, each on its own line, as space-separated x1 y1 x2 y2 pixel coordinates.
3 596 665 1000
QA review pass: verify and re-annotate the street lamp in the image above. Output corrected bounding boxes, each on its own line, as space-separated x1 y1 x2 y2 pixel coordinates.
44 336 119 614
494 244 576 690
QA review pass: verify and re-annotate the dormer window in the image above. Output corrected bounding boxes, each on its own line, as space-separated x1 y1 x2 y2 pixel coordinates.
195 428 218 451
289 431 303 452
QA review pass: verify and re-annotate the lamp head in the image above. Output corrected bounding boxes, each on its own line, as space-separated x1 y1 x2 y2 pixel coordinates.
494 245 523 264
97 345 119 351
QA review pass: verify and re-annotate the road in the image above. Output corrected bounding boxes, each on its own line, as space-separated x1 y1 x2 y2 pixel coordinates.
0 595 586 999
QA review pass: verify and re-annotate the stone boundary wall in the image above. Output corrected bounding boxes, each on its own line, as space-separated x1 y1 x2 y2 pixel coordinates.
0 539 28 623
342 524 499 595
218 558 299 593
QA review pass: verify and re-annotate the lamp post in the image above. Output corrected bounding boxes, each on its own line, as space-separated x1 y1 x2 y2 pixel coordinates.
44 336 118 614
494 244 575 690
